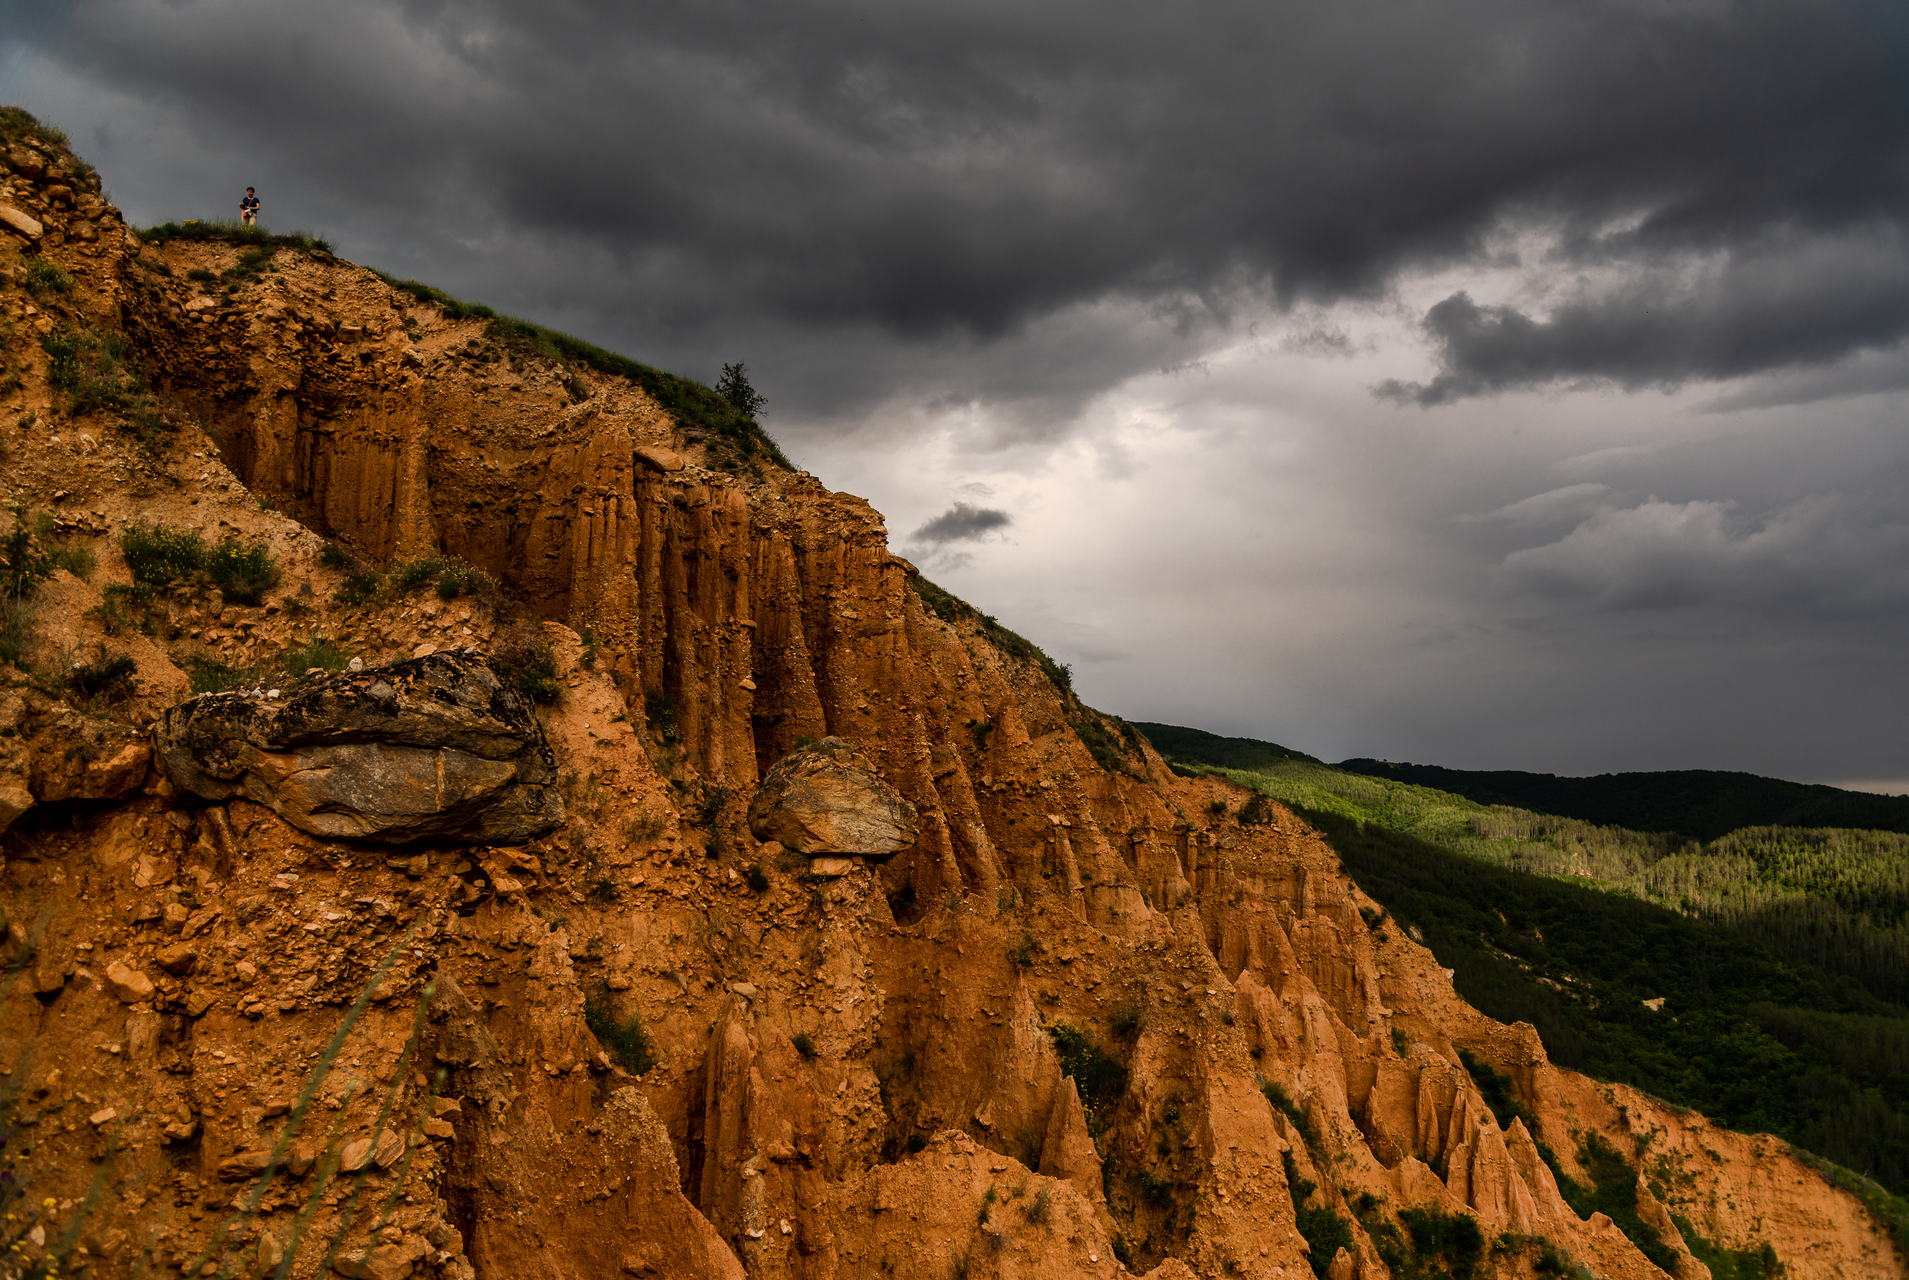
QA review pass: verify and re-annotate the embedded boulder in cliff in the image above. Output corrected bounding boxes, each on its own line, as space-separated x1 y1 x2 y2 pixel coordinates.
153 649 564 844
747 736 919 855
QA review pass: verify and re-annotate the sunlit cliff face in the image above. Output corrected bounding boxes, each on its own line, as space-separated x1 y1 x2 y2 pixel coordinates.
0 131 1899 1278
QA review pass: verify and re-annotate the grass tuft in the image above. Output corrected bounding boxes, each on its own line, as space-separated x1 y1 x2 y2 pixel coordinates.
280 634 351 681
183 650 267 695
1010 932 1037 969
120 520 205 586
494 621 560 703
584 985 657 1074
119 520 279 604
1262 1079 1322 1155
204 534 281 605
41 323 148 416
1399 1205 1486 1280
333 569 382 606
24 256 71 295
644 687 680 742
388 555 498 603
1047 1022 1126 1143
4 505 92 668
85 583 157 637
65 645 136 699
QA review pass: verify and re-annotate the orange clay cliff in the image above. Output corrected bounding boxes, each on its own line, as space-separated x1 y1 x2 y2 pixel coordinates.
0 120 1899 1280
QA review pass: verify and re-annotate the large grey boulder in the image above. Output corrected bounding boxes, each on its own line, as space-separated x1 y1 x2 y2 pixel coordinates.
154 649 563 844
747 737 919 856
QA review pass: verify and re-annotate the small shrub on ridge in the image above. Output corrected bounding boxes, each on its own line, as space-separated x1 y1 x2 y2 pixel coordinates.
66 646 137 699
204 534 281 605
24 256 71 295
584 985 656 1075
494 621 560 703
333 570 383 606
120 521 205 586
280 634 350 681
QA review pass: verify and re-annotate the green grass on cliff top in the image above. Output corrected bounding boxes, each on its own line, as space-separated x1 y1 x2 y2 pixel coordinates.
126 215 790 472
0 105 93 179
10 100 779 469
135 217 333 256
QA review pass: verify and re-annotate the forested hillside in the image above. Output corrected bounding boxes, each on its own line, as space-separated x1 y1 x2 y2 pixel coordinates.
1143 723 1909 1235
1336 758 1909 840
1131 722 1323 771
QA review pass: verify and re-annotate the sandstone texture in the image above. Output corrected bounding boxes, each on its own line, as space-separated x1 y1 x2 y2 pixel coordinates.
747 737 921 856
153 650 563 843
0 125 1898 1280
0 682 155 838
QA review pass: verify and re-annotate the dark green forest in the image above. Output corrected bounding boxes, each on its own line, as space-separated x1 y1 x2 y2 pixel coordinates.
1308 811 1909 1187
1336 759 1909 841
1133 721 1323 771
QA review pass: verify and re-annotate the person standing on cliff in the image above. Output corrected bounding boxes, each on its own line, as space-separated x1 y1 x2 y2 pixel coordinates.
239 187 259 226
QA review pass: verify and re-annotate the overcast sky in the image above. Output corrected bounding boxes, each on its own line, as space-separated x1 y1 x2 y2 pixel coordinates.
6 0 1909 787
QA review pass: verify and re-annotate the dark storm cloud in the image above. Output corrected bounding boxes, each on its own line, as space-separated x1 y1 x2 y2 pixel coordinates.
1381 228 1909 404
1495 491 1909 619
911 502 1012 544
12 0 1909 787
9 0 1909 410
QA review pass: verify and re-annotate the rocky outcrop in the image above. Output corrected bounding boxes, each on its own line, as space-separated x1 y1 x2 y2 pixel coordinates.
152 649 563 843
0 203 42 242
0 685 154 835
747 737 920 856
1040 1076 1110 1211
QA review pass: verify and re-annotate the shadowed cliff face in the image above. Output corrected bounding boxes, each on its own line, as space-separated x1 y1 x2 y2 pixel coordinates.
0 130 1900 1280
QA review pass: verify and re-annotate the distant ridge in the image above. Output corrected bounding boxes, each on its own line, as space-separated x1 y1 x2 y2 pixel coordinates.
1130 722 1320 772
1335 759 1909 841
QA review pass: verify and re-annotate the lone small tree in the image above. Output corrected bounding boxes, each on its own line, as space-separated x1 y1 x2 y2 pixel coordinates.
716 362 766 420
